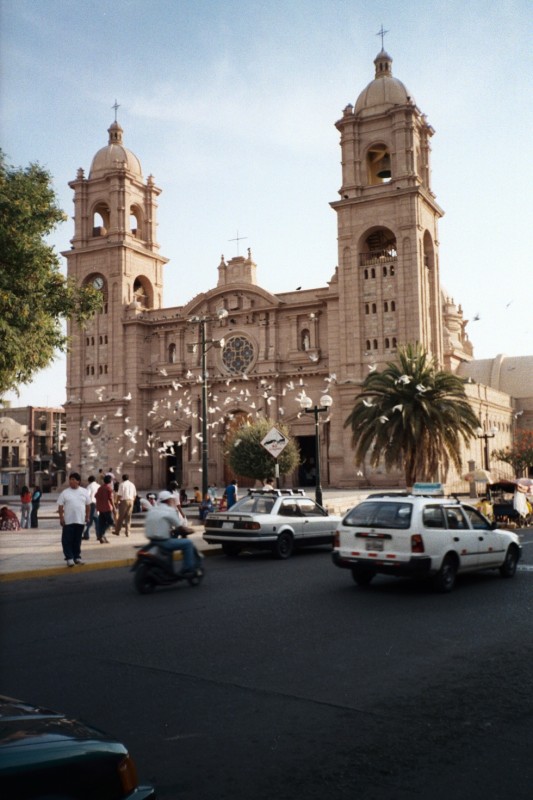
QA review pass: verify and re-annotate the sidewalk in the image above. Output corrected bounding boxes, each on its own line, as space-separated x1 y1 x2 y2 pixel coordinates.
0 490 367 581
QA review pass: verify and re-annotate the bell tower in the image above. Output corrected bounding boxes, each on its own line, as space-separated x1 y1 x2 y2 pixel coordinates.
330 48 445 382
63 119 168 474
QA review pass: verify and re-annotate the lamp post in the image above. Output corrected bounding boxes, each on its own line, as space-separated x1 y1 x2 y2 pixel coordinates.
477 426 498 472
189 308 228 498
300 394 333 507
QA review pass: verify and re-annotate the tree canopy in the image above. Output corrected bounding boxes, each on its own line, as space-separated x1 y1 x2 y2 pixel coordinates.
0 152 101 395
344 343 480 487
493 429 533 475
225 417 300 481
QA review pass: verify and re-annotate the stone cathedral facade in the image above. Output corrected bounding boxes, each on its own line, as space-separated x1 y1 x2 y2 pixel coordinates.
64 49 531 491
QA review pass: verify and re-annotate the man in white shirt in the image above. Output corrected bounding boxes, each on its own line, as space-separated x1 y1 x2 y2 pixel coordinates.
57 473 91 567
113 473 137 537
83 475 100 540
144 491 198 575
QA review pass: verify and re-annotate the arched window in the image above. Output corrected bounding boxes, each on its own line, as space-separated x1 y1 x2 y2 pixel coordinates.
373 339 378 350
372 303 377 314
391 301 396 311
366 340 371 351
364 268 369 279
383 265 387 276
385 338 390 349
366 144 392 185
371 268 376 279
130 205 142 238
384 301 389 312
365 304 370 315
392 337 397 348
92 203 110 236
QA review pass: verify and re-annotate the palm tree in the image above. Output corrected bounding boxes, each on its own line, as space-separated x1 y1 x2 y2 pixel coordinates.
344 344 480 487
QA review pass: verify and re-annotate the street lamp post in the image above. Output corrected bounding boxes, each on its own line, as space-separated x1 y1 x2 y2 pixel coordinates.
189 308 228 499
476 426 498 472
300 394 333 507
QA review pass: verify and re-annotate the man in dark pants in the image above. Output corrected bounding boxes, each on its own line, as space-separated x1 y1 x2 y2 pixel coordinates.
30 485 42 528
94 475 116 543
57 473 91 567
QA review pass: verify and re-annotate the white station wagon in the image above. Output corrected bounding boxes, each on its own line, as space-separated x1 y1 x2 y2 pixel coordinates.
332 488 522 592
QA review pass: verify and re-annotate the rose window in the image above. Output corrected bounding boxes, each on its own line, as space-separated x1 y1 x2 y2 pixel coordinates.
222 335 255 374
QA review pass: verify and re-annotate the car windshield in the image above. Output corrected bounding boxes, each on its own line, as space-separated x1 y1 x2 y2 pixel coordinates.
228 496 276 515
343 501 412 529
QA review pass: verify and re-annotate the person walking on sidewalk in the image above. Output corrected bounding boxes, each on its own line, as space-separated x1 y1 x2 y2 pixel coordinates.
57 473 91 567
113 474 136 537
83 475 100 539
20 486 32 529
94 475 116 543
30 485 42 528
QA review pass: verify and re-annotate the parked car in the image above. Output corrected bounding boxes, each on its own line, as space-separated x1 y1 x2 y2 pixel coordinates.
203 489 341 558
0 694 155 799
332 487 522 592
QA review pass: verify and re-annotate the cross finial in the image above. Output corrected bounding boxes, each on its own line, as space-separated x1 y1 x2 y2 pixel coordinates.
112 99 120 122
376 24 389 49
228 230 248 256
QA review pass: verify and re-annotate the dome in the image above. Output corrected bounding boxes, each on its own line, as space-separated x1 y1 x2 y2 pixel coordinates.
354 50 413 117
458 355 533 400
89 121 143 178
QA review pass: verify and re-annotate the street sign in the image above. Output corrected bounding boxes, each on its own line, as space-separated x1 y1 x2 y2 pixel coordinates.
260 427 288 458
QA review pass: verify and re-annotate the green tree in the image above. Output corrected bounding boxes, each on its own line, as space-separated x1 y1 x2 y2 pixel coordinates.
344 343 480 487
0 152 101 395
493 429 533 475
226 418 300 481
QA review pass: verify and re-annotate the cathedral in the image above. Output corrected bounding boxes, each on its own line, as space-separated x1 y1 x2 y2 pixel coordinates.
63 49 531 492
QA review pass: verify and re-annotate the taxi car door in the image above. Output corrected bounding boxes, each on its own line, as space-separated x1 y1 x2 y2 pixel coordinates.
444 506 481 568
461 504 506 567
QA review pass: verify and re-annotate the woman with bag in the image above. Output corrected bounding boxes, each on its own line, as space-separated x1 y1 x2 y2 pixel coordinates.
20 486 32 529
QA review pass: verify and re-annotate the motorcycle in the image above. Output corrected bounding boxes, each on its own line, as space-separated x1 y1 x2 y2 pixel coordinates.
131 528 205 594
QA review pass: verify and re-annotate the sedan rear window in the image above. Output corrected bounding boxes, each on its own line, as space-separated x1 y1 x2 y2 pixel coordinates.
343 501 412 529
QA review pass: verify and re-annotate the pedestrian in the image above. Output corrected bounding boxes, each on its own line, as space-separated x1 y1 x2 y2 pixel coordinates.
57 473 91 567
193 486 202 504
0 506 20 531
94 475 116 543
105 466 116 482
225 479 238 509
199 493 214 521
83 475 100 539
207 484 218 505
144 491 199 577
30 485 42 528
113 473 137 537
20 486 32 529
263 477 275 490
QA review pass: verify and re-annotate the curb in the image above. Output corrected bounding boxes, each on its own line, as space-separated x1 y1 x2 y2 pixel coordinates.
0 545 221 583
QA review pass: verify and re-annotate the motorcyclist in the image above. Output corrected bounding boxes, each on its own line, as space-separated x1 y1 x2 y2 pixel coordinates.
144 491 200 577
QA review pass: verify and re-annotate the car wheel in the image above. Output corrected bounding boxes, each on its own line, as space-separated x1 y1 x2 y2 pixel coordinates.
351 566 376 586
433 555 457 593
272 531 294 559
134 564 156 594
500 545 519 578
222 543 241 557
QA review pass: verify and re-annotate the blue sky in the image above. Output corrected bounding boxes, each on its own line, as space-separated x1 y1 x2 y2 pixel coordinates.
2 0 532 408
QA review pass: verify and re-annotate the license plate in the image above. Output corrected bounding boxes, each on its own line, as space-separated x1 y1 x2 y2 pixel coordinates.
366 540 383 551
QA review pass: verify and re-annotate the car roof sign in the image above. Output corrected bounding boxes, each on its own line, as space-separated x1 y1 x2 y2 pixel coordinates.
412 482 444 496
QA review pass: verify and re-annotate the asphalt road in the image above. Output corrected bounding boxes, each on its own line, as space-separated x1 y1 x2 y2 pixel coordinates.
1 533 532 800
